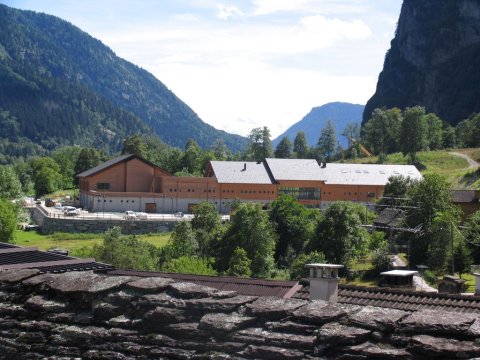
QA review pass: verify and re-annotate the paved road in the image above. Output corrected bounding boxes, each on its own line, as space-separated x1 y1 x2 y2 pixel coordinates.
449 151 480 169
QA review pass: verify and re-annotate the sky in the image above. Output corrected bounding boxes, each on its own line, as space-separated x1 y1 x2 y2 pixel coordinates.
2 0 402 138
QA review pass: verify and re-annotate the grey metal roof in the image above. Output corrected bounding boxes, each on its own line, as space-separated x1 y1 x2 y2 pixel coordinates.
265 158 325 181
76 154 134 178
209 161 274 184
320 163 422 186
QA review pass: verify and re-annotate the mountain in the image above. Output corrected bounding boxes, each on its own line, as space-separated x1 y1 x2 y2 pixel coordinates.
364 0 480 125
0 4 246 160
272 102 364 149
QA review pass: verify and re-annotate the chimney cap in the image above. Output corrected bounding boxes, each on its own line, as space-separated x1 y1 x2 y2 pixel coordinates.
305 263 344 269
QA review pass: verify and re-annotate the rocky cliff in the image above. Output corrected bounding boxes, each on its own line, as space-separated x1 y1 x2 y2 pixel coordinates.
363 0 480 125
2 269 480 359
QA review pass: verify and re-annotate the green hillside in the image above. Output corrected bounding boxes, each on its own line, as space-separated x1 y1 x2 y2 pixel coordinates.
0 4 246 159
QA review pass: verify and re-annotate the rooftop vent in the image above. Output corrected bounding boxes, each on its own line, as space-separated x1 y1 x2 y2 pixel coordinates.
242 163 246 171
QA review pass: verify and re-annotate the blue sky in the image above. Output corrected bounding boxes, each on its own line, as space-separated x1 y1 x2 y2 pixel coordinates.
2 0 402 137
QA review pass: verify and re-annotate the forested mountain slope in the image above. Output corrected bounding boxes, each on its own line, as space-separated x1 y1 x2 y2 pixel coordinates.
364 0 480 124
0 4 246 160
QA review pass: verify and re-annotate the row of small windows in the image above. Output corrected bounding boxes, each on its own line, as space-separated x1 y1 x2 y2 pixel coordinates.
97 199 135 203
240 190 275 195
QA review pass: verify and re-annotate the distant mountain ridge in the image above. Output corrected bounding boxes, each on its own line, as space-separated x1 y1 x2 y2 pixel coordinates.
0 4 246 158
364 0 480 125
273 102 364 148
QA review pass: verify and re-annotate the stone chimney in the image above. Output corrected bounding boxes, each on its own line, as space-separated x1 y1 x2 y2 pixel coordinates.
305 263 343 302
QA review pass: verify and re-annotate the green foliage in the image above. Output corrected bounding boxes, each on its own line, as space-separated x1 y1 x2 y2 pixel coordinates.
191 201 222 258
293 131 308 158
218 203 277 278
0 198 17 243
52 146 82 188
0 165 22 199
90 227 159 271
406 173 458 267
456 113 480 148
163 221 198 260
400 106 428 163
74 148 102 176
274 137 293 159
227 247 252 277
269 195 317 266
161 256 217 275
316 120 336 162
463 210 480 263
30 157 63 196
122 134 148 159
289 251 326 280
363 107 402 155
308 202 371 267
246 127 273 162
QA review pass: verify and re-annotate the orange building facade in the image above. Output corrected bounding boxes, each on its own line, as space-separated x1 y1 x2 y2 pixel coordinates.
77 155 422 214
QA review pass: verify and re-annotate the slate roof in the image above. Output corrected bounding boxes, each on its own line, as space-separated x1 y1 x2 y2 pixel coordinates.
265 158 325 181
320 163 422 186
209 161 274 184
294 283 480 314
76 153 134 178
0 242 113 273
105 269 302 298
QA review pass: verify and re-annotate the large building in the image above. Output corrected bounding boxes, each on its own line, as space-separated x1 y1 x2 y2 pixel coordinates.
77 154 422 214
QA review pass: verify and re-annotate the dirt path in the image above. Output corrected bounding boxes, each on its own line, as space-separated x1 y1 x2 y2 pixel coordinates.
449 151 480 169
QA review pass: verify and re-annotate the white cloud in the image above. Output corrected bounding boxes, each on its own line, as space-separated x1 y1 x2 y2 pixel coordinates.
251 0 368 16
216 4 244 20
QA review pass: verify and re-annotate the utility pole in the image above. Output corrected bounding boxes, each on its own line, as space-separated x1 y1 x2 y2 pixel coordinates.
451 221 455 275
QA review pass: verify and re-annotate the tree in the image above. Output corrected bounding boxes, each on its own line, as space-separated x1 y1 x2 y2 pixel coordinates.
165 221 199 259
52 146 82 189
122 134 148 159
363 108 402 155
91 227 158 271
212 139 229 160
217 203 277 278
161 256 217 275
0 199 17 243
406 173 458 267
246 127 273 162
269 195 317 265
316 120 336 162
191 201 223 258
289 251 325 280
308 202 371 266
227 247 252 277
341 123 360 149
0 165 22 199
74 148 101 175
181 139 201 175
30 157 63 196
463 210 480 263
274 137 293 159
400 106 427 163
424 113 444 150
293 131 308 159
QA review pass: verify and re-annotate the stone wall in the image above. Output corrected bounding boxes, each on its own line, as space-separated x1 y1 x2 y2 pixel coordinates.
30 208 175 234
1 269 480 359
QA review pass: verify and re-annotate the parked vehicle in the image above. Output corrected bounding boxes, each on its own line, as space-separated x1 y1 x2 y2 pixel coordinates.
124 210 137 220
45 198 55 207
174 212 184 218
63 206 80 216
54 203 63 210
135 212 148 220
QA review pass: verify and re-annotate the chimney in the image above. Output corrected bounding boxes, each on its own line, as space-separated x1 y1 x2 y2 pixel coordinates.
242 163 247 172
305 263 343 302
321 163 327 168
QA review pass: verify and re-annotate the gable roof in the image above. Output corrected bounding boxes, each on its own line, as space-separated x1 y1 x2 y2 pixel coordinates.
209 161 274 184
265 158 325 181
76 154 171 178
320 163 422 186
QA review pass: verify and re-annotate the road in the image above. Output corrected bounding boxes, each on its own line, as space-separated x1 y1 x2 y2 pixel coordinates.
391 255 437 293
449 151 480 169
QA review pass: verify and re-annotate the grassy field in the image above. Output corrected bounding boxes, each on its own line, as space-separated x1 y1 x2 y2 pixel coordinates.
15 230 170 253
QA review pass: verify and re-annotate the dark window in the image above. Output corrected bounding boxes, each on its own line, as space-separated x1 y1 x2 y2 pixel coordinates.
279 187 319 200
96 183 110 190
132 200 135 203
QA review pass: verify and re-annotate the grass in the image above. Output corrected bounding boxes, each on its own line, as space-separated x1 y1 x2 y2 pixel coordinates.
15 230 171 253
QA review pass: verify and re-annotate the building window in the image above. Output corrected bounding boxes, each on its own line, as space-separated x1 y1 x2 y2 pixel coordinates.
121 200 123 203
132 200 135 203
109 200 112 202
96 183 110 190
367 192 376 198
279 187 320 200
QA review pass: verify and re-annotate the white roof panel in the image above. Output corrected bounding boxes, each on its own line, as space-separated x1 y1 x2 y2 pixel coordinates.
265 158 325 181
210 161 274 184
